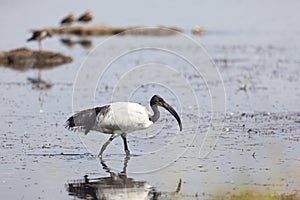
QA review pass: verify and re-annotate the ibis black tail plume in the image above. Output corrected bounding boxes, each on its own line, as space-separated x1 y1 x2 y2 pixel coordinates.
65 105 110 134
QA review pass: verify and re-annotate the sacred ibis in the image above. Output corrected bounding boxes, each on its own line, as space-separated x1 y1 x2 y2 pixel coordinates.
27 30 52 51
65 95 182 158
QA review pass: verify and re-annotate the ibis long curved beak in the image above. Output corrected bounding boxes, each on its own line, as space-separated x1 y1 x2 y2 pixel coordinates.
162 102 182 131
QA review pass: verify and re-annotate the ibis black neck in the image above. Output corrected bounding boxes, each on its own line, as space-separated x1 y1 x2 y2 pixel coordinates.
150 104 160 123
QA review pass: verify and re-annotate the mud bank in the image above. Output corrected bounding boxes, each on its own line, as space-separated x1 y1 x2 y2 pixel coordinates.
0 48 72 70
35 25 183 37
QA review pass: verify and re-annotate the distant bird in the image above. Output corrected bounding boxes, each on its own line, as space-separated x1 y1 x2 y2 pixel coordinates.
27 30 52 51
65 95 182 158
60 13 77 26
77 11 94 23
192 25 207 35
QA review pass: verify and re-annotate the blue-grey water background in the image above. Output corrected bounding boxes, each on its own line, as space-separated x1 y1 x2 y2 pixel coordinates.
1 0 300 199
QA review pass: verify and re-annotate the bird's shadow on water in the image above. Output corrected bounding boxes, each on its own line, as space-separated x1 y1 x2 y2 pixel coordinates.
65 156 183 200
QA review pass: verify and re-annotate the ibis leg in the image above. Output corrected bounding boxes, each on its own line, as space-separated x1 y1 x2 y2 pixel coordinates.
98 134 117 158
121 133 130 155
120 155 130 175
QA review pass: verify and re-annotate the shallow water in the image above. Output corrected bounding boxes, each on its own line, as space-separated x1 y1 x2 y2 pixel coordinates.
1 1 300 199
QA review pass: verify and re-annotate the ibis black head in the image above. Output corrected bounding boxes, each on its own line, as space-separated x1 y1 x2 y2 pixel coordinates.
150 95 182 131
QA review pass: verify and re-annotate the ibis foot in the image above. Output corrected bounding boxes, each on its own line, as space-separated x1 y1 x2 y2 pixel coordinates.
98 153 105 161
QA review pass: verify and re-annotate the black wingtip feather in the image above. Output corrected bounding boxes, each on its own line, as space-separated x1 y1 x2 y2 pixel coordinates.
65 116 75 128
65 105 110 135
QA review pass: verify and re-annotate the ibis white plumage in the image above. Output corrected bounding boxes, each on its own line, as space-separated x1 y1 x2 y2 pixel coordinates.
65 95 182 158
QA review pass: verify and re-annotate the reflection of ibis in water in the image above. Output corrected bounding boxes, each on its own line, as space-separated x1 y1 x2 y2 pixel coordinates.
66 156 182 200
65 95 182 158
67 156 153 199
